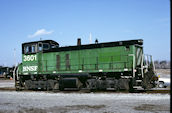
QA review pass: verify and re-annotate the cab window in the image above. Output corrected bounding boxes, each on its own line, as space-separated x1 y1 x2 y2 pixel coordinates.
24 44 37 54
24 45 31 54
32 45 36 53
51 44 57 48
43 43 50 50
38 43 43 51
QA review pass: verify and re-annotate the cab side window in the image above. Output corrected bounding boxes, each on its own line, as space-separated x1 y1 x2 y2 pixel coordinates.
32 45 36 53
38 43 43 51
28 46 32 53
43 43 50 50
51 44 57 48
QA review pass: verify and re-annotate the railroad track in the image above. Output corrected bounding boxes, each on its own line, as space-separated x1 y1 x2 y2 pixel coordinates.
0 87 170 94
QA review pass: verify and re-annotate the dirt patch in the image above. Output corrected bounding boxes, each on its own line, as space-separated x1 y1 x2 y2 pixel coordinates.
134 104 170 112
0 103 11 105
52 105 106 113
65 104 106 109
0 105 106 113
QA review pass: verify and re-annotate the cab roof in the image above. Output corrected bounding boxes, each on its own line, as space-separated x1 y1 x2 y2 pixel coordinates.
22 40 59 46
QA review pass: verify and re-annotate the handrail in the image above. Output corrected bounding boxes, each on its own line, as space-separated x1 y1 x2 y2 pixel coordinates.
141 54 144 78
128 54 135 78
16 67 19 80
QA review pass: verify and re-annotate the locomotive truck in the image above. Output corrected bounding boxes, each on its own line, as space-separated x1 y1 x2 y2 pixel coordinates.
14 39 158 91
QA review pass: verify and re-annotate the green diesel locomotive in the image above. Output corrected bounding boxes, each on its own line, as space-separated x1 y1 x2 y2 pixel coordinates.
14 39 157 91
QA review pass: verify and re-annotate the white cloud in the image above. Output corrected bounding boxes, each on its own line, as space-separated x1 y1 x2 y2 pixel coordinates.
28 29 53 38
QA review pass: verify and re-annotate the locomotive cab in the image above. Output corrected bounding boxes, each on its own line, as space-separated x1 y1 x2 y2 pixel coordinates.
15 40 59 90
21 40 59 75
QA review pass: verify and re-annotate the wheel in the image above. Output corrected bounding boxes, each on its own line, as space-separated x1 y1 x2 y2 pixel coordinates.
158 81 164 88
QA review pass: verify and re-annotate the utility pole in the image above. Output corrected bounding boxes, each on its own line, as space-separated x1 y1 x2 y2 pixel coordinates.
14 48 16 67
13 48 16 80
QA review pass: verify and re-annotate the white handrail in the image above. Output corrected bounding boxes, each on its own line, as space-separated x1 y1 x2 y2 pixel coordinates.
141 54 144 78
16 67 19 81
151 55 156 72
129 54 135 78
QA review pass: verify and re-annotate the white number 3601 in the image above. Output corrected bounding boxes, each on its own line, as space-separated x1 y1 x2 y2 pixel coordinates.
23 55 37 61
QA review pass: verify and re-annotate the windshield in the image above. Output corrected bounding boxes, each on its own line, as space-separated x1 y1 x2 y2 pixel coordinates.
24 44 37 54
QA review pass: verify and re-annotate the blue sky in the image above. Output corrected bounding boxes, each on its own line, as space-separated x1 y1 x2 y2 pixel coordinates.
0 0 170 66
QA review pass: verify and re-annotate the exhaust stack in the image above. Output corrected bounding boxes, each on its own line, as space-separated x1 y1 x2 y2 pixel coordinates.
77 38 81 46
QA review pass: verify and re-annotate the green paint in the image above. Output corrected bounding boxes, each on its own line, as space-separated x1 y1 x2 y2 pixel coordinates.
19 44 143 75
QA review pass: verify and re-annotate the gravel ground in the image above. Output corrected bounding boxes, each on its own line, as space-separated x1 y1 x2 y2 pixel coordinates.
0 80 15 88
156 69 170 78
0 91 170 113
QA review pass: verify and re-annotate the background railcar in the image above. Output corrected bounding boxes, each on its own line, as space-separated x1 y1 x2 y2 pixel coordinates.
15 39 157 91
0 66 14 79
